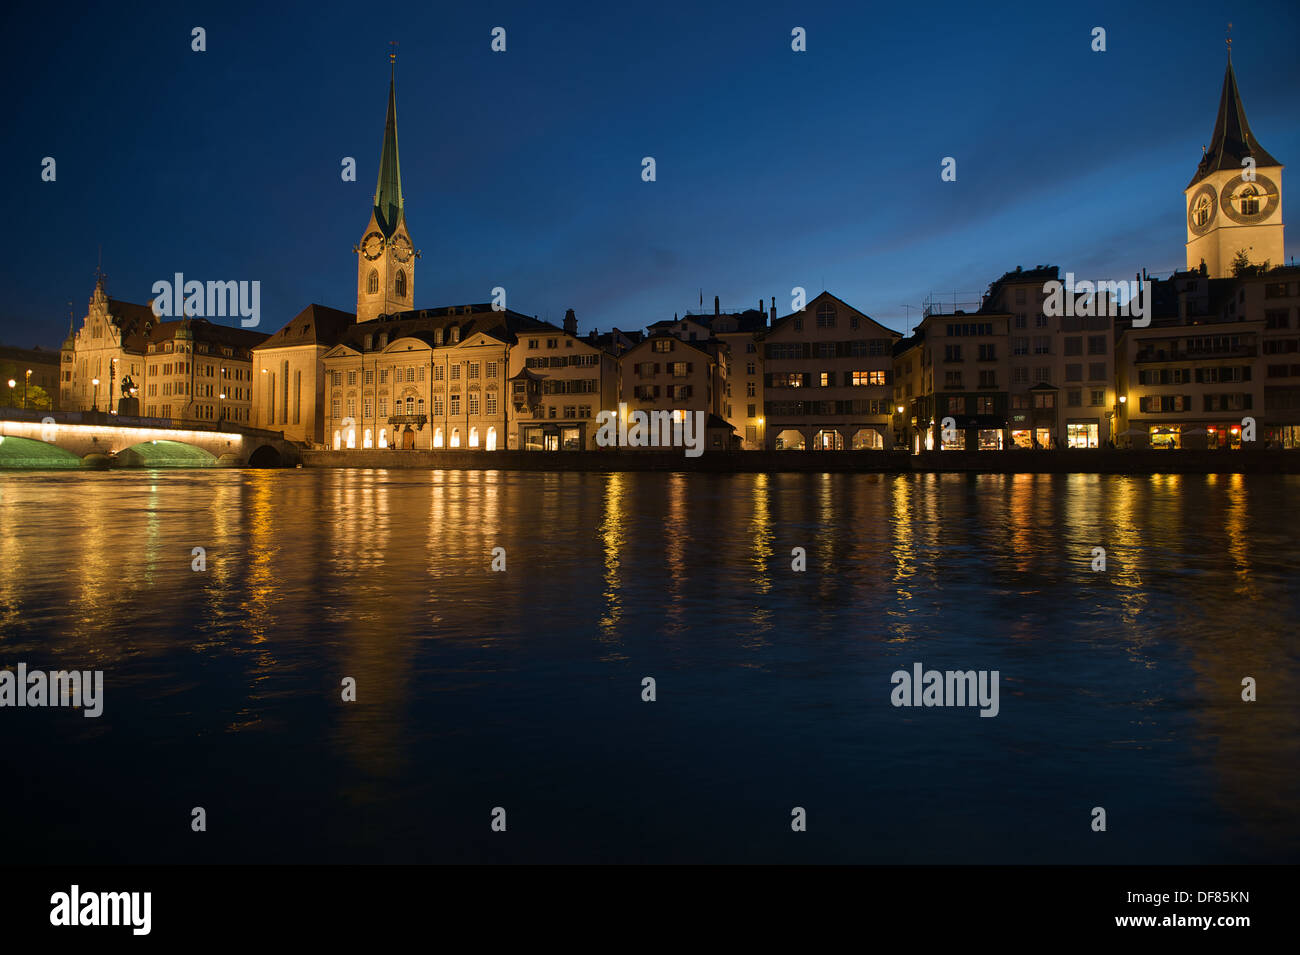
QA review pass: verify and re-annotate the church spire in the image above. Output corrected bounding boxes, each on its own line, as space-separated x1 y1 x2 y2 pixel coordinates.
1189 53 1279 187
373 48 404 237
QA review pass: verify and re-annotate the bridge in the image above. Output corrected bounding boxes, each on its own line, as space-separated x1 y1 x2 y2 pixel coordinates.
0 408 300 469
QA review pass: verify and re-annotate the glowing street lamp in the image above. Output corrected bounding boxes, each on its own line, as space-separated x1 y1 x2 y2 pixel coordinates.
24 369 31 409
91 377 100 412
6 379 15 409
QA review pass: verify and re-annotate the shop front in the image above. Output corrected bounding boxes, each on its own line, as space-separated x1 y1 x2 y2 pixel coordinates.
1066 420 1100 448
522 422 586 451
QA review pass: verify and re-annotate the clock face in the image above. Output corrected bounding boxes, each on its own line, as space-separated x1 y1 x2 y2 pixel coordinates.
1187 183 1217 235
1220 173 1280 224
390 234 412 262
362 231 385 260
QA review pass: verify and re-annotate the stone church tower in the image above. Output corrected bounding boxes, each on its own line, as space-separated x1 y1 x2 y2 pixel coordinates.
1185 53 1284 277
356 57 417 322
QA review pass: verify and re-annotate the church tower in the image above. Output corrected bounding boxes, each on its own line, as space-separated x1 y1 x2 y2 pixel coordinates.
1185 50 1284 277
356 54 417 322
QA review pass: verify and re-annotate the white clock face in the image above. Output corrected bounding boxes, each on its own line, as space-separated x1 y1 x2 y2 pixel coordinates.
362 231 385 260
1188 184 1217 235
1220 174 1279 224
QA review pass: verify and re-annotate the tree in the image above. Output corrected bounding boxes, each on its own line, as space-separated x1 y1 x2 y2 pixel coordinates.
24 384 53 411
1230 249 1271 277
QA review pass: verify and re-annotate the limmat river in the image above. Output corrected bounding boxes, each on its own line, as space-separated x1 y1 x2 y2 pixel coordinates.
1 469 1296 863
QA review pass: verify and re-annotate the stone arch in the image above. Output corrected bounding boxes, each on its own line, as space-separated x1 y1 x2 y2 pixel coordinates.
248 444 284 468
775 429 805 451
851 427 884 450
117 440 217 468
813 429 844 450
0 435 81 469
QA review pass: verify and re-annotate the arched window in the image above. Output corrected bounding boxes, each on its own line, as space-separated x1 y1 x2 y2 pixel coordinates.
485 426 497 451
469 426 480 448
405 396 415 414
378 332 387 349
363 428 373 449
450 427 461 448
417 398 425 414
346 427 356 449
378 428 387 449
367 270 379 295
395 269 407 298
333 430 342 450
1240 186 1260 216
433 427 444 448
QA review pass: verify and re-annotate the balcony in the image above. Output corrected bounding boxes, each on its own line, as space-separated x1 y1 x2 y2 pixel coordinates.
387 414 428 429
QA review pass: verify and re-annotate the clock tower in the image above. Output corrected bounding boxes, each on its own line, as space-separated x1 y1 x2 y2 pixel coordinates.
356 56 417 322
1185 53 1284 278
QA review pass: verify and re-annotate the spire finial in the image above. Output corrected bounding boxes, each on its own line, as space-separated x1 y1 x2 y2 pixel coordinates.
1226 22 1232 60
389 40 398 70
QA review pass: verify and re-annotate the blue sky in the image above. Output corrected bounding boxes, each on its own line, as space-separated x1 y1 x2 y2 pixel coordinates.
2 0 1297 347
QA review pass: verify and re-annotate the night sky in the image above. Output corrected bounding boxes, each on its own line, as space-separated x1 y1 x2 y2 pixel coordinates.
3 0 1297 350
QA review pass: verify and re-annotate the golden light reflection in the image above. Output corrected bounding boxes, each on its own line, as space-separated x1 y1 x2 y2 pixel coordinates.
662 473 688 635
598 471 626 640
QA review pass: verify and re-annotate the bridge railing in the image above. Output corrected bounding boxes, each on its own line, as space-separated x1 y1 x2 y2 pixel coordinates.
0 407 291 443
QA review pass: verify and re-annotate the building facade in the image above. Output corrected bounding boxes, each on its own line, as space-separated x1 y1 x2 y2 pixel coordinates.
59 275 265 424
508 311 619 450
1 345 60 410
763 292 899 450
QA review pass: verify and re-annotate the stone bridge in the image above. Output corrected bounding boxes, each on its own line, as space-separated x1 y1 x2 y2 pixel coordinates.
0 409 300 468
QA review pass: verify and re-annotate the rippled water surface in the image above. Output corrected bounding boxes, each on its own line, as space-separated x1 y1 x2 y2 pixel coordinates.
1 469 1297 863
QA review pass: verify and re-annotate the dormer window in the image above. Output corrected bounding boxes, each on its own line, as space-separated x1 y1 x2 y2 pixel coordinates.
450 327 460 343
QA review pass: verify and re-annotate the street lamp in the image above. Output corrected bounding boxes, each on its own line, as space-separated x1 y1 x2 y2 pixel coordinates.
24 369 31 409
91 377 100 412
219 392 226 425
6 379 14 409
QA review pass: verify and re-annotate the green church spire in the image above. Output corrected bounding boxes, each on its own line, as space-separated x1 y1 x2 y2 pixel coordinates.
373 55 404 237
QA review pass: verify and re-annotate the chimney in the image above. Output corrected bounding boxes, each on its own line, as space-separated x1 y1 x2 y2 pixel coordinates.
770 297 776 322
563 308 577 336
714 295 720 316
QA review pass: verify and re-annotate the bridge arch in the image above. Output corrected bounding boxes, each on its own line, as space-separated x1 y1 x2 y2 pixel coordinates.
0 435 82 469
115 440 218 468
247 444 285 468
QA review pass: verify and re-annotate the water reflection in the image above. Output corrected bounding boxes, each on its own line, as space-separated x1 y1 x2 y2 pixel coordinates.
0 469 1297 864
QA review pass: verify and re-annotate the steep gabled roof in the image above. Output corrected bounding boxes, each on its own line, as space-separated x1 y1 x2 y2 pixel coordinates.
254 304 357 350
766 291 900 339
1189 59 1280 188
